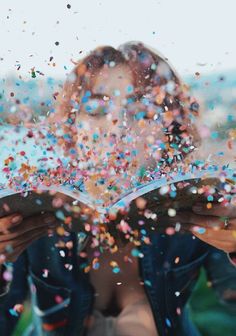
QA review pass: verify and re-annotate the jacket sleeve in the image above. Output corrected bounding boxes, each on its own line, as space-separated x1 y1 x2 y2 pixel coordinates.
204 248 236 310
0 252 29 336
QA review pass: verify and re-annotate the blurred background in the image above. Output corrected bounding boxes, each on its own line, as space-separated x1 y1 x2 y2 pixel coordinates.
1 1 236 335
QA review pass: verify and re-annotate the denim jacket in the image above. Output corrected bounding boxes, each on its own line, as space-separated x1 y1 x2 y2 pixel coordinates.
0 231 236 336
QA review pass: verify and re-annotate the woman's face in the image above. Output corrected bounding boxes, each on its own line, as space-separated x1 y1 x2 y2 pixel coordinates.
75 64 166 198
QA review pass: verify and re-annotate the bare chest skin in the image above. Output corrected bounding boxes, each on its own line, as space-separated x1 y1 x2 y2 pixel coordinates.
85 237 147 314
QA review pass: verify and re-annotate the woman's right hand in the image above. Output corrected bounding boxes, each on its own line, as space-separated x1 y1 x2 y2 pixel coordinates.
0 212 58 265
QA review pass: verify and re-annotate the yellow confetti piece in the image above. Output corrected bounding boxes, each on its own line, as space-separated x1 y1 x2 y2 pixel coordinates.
111 245 118 253
71 205 81 214
92 257 99 265
229 129 236 139
110 261 118 267
84 266 91 273
56 227 65 236
138 119 146 128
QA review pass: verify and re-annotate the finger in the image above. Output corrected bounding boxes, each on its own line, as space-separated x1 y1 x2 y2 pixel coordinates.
208 239 236 249
15 227 50 249
2 227 49 261
3 226 50 250
0 213 23 232
172 212 226 230
193 234 236 252
192 202 236 218
5 229 49 262
0 215 58 242
2 212 58 235
183 218 236 232
0 222 56 243
5 243 30 262
23 212 57 230
189 226 236 240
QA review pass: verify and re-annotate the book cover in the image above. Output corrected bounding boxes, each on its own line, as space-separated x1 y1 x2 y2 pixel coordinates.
0 124 235 232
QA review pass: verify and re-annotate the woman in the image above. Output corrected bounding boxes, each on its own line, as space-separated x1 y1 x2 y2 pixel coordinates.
0 41 236 336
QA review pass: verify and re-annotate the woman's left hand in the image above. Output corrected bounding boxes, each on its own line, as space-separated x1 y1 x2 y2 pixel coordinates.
172 202 236 253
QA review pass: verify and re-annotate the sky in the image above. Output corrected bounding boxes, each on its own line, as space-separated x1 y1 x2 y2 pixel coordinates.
1 0 236 80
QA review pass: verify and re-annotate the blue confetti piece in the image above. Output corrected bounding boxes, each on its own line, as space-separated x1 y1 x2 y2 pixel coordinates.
9 309 18 317
144 280 152 287
207 195 214 202
93 133 99 141
81 96 88 103
197 227 206 234
170 191 177 198
55 210 65 221
113 89 120 96
35 199 43 205
126 85 134 93
85 90 91 97
131 248 140 257
227 114 234 122
211 131 218 139
165 318 171 327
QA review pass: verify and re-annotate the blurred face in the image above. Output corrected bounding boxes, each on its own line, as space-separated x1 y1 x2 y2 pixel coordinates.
75 64 166 198
79 64 134 136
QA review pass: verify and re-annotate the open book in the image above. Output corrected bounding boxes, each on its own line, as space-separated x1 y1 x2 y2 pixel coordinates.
0 125 235 232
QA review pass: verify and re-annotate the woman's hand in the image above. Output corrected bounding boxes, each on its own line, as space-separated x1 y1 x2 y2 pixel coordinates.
172 203 236 253
0 212 58 264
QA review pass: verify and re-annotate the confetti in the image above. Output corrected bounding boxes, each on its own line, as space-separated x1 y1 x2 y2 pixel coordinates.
0 41 235 300
168 208 176 217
